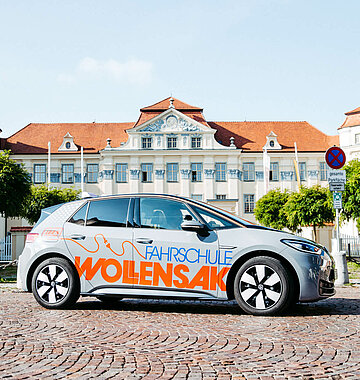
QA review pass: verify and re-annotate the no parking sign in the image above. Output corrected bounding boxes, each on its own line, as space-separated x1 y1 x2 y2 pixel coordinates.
325 146 346 169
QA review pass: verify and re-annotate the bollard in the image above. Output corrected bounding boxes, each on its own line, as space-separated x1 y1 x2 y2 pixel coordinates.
332 250 349 286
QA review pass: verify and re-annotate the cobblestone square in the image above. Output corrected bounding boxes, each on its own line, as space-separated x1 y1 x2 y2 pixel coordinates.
0 285 359 379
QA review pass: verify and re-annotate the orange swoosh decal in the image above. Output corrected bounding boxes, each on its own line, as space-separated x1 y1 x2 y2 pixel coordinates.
63 233 146 259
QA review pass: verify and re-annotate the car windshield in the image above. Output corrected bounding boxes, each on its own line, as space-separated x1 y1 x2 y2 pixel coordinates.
187 198 256 227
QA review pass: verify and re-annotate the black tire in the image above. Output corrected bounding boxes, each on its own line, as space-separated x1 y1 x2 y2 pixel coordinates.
31 257 80 309
234 256 294 316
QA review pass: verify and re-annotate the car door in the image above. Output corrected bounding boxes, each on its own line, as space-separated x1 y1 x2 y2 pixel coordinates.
132 196 223 299
63 197 133 293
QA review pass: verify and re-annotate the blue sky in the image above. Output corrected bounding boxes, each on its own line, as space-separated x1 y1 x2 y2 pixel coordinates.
1 0 359 138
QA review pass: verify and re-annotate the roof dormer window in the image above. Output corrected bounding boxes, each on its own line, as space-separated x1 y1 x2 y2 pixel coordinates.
264 131 281 150
58 132 78 152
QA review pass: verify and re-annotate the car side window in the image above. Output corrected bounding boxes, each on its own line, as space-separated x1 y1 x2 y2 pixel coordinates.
140 198 195 230
69 203 88 226
190 205 238 230
86 198 130 227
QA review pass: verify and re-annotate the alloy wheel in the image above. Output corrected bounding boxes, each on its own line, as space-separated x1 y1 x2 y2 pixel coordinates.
239 264 282 310
35 264 70 304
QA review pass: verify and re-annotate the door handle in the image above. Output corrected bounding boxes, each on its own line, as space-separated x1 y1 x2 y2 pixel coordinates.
136 238 153 244
70 234 86 240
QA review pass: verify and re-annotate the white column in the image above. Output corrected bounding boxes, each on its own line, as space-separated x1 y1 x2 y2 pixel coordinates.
154 155 164 193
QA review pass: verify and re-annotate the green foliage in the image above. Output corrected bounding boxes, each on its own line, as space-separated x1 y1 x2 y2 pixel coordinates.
283 185 335 240
342 160 360 224
0 150 32 218
254 189 290 230
255 185 335 240
22 185 81 225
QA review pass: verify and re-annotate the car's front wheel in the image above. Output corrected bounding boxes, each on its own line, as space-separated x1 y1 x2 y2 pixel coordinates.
32 257 80 309
234 256 294 316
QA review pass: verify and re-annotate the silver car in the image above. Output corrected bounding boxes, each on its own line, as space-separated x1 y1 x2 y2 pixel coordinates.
17 194 335 316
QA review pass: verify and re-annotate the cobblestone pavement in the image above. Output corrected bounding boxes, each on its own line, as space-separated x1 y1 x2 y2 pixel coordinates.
0 286 360 379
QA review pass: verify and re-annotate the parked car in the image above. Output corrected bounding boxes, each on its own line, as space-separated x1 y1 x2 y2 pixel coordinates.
17 194 335 315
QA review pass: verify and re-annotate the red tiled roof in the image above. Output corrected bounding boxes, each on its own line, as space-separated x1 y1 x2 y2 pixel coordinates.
209 121 338 152
6 123 133 154
339 106 360 129
140 97 203 112
345 106 360 115
4 98 338 154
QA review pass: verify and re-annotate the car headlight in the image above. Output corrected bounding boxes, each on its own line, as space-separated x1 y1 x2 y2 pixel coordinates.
281 239 322 255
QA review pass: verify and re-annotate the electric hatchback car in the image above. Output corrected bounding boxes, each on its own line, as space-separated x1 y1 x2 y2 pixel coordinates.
17 194 335 315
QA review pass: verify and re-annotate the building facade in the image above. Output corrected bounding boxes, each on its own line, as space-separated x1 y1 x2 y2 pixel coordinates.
1 97 339 241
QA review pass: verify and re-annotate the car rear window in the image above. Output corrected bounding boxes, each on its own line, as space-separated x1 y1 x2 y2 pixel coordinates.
86 198 130 227
69 202 88 226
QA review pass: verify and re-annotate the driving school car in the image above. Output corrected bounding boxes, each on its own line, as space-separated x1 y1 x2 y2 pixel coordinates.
17 194 335 316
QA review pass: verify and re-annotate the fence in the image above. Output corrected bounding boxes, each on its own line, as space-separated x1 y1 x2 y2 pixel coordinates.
0 235 12 261
339 234 360 257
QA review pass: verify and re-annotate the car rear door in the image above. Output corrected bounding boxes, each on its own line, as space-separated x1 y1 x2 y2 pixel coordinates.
63 197 133 293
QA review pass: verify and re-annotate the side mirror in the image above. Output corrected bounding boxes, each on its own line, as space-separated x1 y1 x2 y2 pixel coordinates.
181 220 209 236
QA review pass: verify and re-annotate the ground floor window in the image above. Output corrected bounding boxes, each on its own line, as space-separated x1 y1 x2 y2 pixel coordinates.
34 164 46 183
141 163 153 182
244 194 255 213
62 164 74 183
87 164 99 183
191 194 203 201
116 163 128 182
167 163 178 182
191 163 202 182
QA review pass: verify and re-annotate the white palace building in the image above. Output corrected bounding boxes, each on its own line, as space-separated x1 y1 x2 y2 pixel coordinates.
3 96 360 258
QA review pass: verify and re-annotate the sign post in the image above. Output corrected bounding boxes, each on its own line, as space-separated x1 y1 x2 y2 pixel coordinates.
326 146 348 285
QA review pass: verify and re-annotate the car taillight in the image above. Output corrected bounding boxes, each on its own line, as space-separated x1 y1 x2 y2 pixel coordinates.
26 233 39 243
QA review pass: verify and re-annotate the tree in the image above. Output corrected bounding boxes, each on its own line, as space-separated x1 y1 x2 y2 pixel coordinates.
0 150 32 233
254 189 290 230
341 159 360 229
283 185 335 242
21 185 81 225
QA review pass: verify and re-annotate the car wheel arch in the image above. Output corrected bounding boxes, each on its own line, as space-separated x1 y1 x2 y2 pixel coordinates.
226 250 299 303
26 252 79 292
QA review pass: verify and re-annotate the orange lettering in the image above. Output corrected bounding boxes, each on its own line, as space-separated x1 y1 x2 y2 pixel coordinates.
173 264 189 288
101 259 122 283
123 260 139 284
188 266 210 290
210 267 230 291
139 262 153 285
74 256 105 280
153 263 173 287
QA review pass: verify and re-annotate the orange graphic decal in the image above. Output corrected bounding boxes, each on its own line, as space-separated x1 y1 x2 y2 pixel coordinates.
75 257 229 291
64 234 146 259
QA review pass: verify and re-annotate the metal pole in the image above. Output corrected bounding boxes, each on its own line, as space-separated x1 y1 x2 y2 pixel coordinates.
336 208 340 252
47 141 51 190
81 146 84 194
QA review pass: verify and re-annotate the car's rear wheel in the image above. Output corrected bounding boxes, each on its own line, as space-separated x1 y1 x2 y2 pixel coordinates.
32 257 80 309
234 256 294 316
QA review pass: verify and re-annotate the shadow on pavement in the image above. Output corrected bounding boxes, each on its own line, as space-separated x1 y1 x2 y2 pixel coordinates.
74 296 360 317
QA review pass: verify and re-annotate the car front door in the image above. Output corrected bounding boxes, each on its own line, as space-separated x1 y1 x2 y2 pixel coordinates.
63 197 133 293
132 196 225 299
